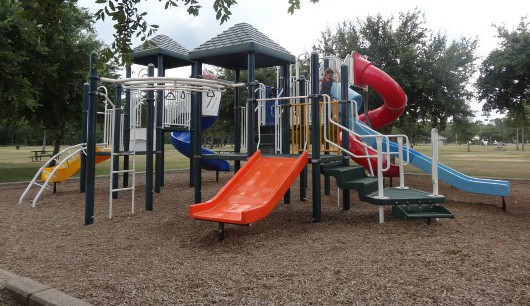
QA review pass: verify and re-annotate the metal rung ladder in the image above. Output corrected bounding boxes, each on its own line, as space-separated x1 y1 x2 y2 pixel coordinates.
109 151 136 219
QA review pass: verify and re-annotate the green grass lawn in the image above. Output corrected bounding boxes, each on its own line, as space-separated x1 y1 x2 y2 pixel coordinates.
0 144 193 183
0 143 529 183
402 143 530 179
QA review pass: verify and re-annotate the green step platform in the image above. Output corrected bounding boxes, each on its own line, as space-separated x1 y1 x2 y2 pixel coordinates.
322 163 453 223
392 204 454 220
321 164 379 197
363 187 445 206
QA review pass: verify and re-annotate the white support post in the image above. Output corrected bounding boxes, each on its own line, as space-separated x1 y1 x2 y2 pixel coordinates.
376 137 385 198
431 128 439 196
398 137 405 188
379 206 385 223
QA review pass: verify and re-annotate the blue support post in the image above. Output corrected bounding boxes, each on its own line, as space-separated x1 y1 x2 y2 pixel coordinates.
145 64 155 211
311 52 322 223
85 52 98 225
80 83 89 193
111 84 122 199
247 52 256 156
123 66 131 188
340 64 351 211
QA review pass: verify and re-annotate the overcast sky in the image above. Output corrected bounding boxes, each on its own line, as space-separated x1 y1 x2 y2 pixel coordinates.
78 0 528 119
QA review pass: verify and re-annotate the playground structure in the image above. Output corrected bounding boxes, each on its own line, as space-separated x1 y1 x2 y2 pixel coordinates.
19 24 509 239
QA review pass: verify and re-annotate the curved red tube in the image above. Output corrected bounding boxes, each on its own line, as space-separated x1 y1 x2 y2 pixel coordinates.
354 52 407 127
348 52 407 177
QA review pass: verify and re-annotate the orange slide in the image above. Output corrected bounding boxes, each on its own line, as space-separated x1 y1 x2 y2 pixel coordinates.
41 147 110 183
189 150 308 225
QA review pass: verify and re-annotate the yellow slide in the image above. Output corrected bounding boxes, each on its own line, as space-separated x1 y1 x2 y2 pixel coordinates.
41 147 111 183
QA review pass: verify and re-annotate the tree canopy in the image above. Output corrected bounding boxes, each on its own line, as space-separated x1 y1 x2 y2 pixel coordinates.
476 18 530 115
0 0 113 152
476 18 530 150
316 10 476 132
0 0 43 119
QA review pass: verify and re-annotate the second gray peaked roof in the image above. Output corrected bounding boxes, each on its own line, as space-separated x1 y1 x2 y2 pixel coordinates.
189 23 295 70
132 34 192 69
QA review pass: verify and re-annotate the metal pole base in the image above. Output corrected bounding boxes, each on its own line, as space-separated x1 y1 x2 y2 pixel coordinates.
378 206 384 224
218 223 225 241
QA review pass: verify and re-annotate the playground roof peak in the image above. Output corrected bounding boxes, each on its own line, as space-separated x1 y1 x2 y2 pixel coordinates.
132 34 192 69
189 22 295 70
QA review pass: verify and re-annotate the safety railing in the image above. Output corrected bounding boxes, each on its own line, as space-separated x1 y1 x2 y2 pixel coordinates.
322 99 411 198
253 95 317 153
162 90 192 128
286 94 339 154
95 86 115 149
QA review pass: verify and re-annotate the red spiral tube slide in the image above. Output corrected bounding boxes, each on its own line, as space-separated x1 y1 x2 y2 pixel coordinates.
347 52 408 177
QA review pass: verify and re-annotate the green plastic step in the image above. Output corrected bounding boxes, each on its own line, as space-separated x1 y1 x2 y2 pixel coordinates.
320 155 345 165
321 164 366 181
363 187 445 206
341 177 379 195
392 204 454 220
321 164 379 197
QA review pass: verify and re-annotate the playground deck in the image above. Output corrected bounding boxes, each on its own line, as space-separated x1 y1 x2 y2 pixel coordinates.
1 171 529 305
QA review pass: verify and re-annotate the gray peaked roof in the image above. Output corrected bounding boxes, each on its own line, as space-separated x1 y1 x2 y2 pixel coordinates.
132 34 192 69
189 23 295 70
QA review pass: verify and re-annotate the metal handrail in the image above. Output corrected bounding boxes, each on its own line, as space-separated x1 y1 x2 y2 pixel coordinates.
321 98 413 197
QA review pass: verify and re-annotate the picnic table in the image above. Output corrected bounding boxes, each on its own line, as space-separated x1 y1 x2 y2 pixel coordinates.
494 146 507 151
28 150 53 162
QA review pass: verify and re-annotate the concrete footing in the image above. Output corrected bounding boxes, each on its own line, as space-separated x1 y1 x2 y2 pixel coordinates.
1 269 91 306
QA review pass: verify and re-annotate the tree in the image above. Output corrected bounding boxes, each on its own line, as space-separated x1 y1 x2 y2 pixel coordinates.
93 0 319 64
450 116 479 146
476 18 530 115
1 1 115 154
316 10 476 133
505 106 530 150
478 118 513 145
0 0 43 120
394 117 431 145
476 18 530 150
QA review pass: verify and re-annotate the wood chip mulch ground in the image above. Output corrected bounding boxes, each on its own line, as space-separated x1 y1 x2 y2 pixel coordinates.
0 170 529 305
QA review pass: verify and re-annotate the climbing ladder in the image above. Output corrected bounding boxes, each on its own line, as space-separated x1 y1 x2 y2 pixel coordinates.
108 148 136 218
108 87 140 219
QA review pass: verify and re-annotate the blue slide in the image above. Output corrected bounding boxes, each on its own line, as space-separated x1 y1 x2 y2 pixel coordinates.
353 120 510 197
170 116 230 172
330 82 363 110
